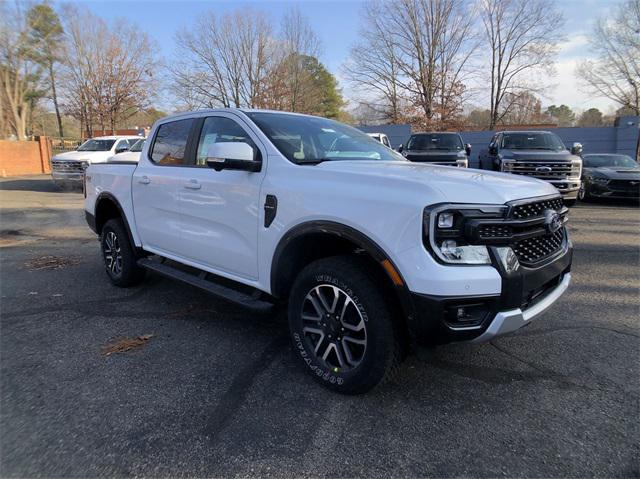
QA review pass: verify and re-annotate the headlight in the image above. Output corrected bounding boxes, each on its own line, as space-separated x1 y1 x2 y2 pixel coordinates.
591 176 609 184
401 150 408 157
423 205 505 265
456 158 468 168
570 159 582 179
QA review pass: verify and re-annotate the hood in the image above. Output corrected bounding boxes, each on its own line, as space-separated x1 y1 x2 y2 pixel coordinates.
586 166 640 180
500 149 578 162
316 160 557 205
51 150 114 163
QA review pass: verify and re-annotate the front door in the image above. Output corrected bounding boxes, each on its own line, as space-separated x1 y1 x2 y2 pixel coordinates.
178 114 265 280
132 117 196 256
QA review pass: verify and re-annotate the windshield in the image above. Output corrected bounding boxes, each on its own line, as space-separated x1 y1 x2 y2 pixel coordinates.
246 112 404 164
500 132 565 151
129 139 145 152
583 154 638 168
406 133 463 151
77 139 116 152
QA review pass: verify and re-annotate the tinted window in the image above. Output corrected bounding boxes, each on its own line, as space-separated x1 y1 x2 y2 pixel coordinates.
500 132 565 151
78 139 115 151
196 117 256 166
247 112 402 164
151 119 194 165
407 134 463 151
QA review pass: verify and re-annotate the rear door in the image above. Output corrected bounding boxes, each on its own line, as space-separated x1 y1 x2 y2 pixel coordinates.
177 113 266 280
132 118 197 256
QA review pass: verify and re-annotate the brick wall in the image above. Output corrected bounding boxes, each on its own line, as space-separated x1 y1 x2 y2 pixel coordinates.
0 137 52 177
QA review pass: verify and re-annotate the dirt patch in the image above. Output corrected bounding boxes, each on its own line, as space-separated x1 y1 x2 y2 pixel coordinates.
101 334 154 356
23 255 81 271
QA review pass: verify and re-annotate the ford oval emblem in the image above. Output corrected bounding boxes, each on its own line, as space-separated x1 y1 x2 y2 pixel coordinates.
544 209 562 235
536 166 552 173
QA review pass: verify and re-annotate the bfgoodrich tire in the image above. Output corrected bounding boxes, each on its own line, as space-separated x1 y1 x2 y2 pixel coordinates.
288 255 402 394
100 218 145 287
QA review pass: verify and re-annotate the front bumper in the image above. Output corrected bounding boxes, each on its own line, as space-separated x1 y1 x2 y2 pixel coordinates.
408 240 573 346
472 272 570 342
51 171 84 182
549 181 580 199
588 181 640 199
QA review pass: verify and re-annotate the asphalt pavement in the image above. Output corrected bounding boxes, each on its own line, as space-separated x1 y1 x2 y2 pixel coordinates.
1 176 638 478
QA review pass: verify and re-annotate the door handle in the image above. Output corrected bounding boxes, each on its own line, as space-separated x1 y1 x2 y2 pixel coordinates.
184 179 201 190
138 176 150 185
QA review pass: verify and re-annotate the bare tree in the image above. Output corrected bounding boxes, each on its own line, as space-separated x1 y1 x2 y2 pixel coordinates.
343 0 403 123
172 9 274 109
576 0 640 115
479 0 564 128
345 0 478 130
278 5 322 112
61 5 158 135
0 1 45 140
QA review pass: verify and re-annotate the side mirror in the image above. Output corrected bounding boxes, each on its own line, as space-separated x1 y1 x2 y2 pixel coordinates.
397 144 404 152
465 143 471 156
206 142 261 172
571 142 583 155
115 146 129 154
489 145 498 155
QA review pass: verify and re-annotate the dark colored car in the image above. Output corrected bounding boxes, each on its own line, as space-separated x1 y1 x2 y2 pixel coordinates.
478 131 583 206
398 132 470 167
579 154 639 201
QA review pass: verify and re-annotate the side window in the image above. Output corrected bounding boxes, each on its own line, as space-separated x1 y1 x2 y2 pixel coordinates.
195 116 256 167
115 139 129 151
150 118 195 165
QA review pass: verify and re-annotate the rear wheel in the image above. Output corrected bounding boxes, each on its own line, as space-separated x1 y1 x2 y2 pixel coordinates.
288 256 402 394
100 218 145 287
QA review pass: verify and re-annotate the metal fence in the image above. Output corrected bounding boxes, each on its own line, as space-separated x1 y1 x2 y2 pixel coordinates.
49 137 83 156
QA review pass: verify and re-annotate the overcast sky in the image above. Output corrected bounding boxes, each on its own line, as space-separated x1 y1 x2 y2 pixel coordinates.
66 0 621 113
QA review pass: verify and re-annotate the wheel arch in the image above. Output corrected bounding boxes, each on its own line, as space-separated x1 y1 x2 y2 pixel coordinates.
94 193 137 248
270 221 415 327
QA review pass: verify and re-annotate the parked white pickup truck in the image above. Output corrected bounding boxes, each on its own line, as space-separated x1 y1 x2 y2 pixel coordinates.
84 109 573 394
51 135 141 187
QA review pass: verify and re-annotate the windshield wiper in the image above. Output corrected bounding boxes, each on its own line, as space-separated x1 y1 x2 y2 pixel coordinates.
296 158 334 165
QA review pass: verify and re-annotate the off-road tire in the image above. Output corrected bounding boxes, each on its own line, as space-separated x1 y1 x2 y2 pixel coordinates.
288 255 402 394
100 218 145 287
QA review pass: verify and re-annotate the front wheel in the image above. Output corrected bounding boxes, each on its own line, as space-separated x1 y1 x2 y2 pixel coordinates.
288 256 402 394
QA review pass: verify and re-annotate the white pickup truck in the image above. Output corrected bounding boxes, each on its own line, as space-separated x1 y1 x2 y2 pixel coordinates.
51 135 142 187
84 109 573 394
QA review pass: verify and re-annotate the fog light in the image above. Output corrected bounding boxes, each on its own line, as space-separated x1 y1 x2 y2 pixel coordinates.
445 302 490 328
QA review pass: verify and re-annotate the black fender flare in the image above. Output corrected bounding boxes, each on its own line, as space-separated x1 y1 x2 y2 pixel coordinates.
270 221 415 324
94 192 137 249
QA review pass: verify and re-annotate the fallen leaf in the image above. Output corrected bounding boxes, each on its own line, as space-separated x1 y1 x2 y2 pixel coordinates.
101 334 154 356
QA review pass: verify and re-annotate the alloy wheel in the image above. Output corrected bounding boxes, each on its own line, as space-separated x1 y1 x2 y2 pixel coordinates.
300 284 367 372
103 231 123 276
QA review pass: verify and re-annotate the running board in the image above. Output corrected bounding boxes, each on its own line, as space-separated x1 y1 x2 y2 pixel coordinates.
137 257 274 312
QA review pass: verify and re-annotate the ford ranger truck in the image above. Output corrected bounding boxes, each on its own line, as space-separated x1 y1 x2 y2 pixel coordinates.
478 130 582 206
84 109 573 394
398 132 470 167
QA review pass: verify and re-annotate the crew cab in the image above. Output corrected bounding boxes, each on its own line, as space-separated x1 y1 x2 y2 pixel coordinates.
478 131 582 205
84 109 573 394
51 135 142 187
398 132 470 167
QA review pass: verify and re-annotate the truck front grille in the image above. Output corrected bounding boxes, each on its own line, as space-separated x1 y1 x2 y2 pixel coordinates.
466 196 568 267
512 228 565 266
510 197 564 219
51 160 86 173
503 160 581 180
